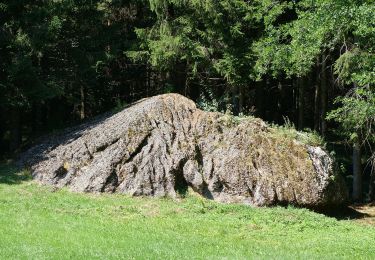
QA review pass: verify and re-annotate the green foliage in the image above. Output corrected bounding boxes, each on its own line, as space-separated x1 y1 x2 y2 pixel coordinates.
163 82 175 93
327 87 375 143
335 50 375 87
254 0 375 153
0 0 144 111
254 0 375 80
1 0 374 193
133 0 257 87
1 164 375 258
197 88 221 112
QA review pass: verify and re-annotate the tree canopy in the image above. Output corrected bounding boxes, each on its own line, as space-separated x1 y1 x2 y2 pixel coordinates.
0 0 374 202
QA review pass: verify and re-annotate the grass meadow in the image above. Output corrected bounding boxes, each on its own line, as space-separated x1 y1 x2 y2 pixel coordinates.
1 163 375 259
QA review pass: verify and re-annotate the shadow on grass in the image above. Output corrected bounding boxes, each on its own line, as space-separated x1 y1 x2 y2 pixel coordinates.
315 206 371 220
0 163 32 185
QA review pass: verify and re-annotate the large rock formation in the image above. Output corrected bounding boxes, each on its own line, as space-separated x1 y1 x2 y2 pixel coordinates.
20 94 348 207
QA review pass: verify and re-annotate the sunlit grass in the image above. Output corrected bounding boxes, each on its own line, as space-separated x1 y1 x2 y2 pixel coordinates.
0 163 374 259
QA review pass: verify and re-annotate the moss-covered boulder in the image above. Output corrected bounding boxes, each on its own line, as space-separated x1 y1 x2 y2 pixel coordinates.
20 94 348 207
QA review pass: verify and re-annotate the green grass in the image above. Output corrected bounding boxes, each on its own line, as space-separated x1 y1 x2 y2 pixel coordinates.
1 163 375 259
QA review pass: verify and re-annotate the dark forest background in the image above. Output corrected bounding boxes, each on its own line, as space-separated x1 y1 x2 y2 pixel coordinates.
0 0 374 202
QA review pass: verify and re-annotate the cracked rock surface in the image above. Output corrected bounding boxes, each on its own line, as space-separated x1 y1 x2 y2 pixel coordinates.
19 94 348 207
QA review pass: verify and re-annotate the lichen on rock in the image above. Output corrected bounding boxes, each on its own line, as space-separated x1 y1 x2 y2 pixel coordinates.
19 94 348 207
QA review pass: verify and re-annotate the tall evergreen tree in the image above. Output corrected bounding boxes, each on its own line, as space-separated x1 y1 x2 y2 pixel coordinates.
254 0 375 200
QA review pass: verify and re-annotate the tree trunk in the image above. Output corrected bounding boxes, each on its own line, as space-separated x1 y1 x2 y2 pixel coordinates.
32 102 43 137
106 19 111 53
255 81 265 118
273 81 282 123
9 107 22 152
314 64 321 132
298 77 305 130
238 85 244 115
352 138 362 202
320 53 328 136
170 62 187 95
147 65 151 97
265 78 271 120
80 85 85 120
231 84 239 115
369 157 375 202
0 107 5 155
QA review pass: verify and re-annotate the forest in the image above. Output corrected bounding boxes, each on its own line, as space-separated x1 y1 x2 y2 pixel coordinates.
0 0 374 204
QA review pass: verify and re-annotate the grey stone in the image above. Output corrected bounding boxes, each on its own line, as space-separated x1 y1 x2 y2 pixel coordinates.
19 94 348 207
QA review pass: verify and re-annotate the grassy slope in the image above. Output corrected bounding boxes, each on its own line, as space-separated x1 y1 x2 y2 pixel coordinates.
1 164 375 259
